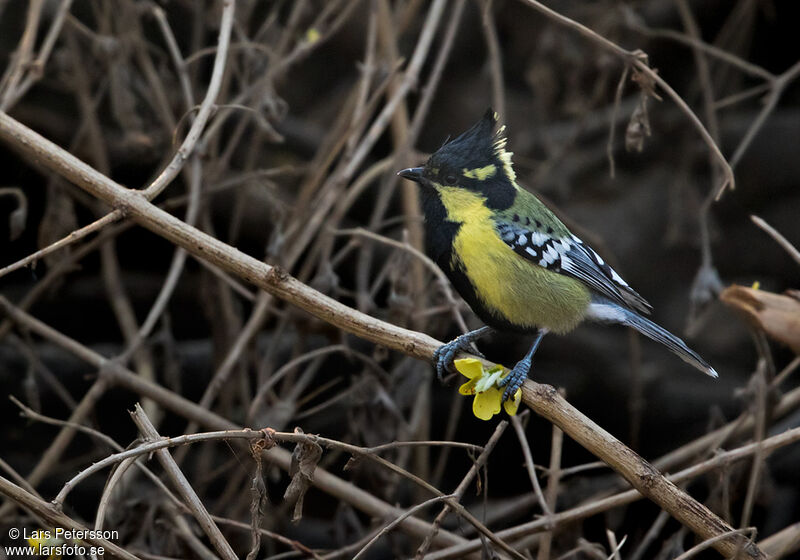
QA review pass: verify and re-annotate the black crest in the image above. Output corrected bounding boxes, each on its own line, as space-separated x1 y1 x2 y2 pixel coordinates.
430 109 504 170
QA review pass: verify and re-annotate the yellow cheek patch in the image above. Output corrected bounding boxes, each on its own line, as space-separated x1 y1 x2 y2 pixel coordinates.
462 164 497 180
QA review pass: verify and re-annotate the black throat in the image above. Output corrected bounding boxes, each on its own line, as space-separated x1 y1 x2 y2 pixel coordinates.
419 187 460 264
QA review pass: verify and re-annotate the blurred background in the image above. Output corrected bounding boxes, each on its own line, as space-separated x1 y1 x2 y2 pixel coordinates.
1 1 799 558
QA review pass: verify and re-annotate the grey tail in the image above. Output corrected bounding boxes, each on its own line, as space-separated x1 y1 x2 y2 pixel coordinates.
586 300 718 378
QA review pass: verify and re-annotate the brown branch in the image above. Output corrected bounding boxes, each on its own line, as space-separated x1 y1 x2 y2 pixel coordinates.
0 378 110 520
479 0 506 120
0 0 45 109
8 395 189 519
0 475 140 560
0 296 468 550
1 0 74 110
759 522 800 559
0 112 440 360
751 214 800 267
537 414 564 560
510 412 552 517
626 15 774 82
0 0 235 279
521 383 764 559
129 404 238 560
0 211 119 279
424 425 800 559
654 365 800 475
517 0 735 198
352 494 458 560
415 420 516 559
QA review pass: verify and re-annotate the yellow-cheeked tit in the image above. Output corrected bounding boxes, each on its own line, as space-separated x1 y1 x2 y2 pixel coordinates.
398 110 717 400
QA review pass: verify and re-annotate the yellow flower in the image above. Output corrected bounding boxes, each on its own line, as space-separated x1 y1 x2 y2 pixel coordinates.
26 531 63 560
305 28 320 44
455 358 522 420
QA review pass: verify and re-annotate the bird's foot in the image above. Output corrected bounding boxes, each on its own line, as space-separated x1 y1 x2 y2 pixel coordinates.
497 356 532 401
434 333 486 381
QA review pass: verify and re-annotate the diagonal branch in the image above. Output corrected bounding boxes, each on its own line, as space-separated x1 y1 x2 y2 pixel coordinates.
0 475 140 560
130 404 238 560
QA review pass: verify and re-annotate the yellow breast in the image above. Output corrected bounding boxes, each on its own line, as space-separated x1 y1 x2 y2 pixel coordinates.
437 187 590 333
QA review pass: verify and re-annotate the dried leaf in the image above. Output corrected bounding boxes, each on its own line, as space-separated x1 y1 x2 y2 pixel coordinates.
629 52 662 100
9 203 26 240
690 263 724 307
247 442 268 560
625 93 651 153
0 187 27 240
720 285 800 354
283 427 322 523
343 456 362 471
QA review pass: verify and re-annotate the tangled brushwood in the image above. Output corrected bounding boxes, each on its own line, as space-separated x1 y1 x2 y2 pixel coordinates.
1 1 799 559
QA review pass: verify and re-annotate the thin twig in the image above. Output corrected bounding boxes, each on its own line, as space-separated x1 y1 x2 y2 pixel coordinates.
750 215 800 267
0 302 468 548
130 404 238 560
672 528 757 560
415 420 520 559
0 476 141 560
537 416 564 560
518 0 735 198
423 425 800 559
606 65 629 179
352 494 457 560
0 0 235 279
511 412 552 516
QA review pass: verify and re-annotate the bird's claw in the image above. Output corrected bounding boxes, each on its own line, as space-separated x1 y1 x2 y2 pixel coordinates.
498 357 532 402
433 345 449 381
434 335 484 382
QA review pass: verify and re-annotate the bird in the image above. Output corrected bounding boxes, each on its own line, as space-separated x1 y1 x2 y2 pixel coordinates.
397 109 717 401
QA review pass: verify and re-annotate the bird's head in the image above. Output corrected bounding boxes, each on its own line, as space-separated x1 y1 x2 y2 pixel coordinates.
398 109 517 196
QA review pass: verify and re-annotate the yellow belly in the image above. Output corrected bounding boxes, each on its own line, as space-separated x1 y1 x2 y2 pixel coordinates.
439 187 590 333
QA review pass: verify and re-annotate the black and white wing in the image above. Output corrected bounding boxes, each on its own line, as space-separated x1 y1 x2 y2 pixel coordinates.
495 221 652 314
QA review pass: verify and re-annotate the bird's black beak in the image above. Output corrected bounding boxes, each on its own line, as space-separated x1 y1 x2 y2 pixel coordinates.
397 167 424 182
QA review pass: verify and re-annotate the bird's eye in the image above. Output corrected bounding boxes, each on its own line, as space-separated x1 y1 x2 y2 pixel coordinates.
444 173 458 185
